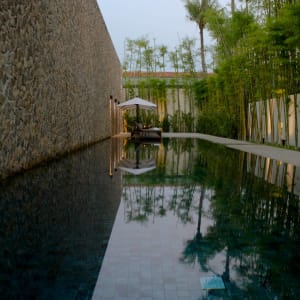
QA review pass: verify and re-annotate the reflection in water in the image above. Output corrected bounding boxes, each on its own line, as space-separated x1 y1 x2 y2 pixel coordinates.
119 141 157 175
0 140 121 299
120 138 300 299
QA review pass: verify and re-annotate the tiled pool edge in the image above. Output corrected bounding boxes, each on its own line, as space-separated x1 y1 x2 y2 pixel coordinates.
91 199 124 300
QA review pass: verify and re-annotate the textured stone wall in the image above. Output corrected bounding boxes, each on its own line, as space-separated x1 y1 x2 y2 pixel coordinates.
0 1 122 178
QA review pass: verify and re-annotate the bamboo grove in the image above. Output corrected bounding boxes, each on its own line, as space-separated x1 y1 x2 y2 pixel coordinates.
123 36 203 133
204 0 300 142
122 0 299 143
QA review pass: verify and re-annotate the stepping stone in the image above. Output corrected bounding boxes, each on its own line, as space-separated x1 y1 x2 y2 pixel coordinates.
200 276 225 291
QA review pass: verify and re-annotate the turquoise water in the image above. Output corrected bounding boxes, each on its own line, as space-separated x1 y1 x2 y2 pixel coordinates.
1 138 299 299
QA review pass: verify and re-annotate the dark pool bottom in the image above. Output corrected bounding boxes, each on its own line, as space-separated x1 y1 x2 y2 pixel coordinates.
0 140 121 299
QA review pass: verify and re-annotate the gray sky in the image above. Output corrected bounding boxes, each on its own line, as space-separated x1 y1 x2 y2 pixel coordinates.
97 0 211 68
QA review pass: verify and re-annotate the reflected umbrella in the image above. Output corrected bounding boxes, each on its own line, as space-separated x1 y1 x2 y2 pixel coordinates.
119 142 156 175
119 161 156 175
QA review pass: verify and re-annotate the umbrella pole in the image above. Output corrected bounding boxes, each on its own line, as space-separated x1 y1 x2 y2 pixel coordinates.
136 104 140 123
135 146 140 169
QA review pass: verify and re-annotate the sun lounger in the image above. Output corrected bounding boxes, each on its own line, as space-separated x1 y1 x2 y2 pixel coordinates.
131 123 162 139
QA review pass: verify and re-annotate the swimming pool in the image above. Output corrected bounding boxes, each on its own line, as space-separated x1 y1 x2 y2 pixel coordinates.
93 137 300 299
0 137 299 299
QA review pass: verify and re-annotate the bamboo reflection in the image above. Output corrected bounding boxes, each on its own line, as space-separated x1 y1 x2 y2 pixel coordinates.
118 137 300 298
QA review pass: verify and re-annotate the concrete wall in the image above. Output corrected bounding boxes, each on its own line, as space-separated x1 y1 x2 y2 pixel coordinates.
248 94 300 147
0 1 122 179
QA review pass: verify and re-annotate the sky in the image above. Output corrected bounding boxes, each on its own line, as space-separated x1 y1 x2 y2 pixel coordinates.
97 0 217 69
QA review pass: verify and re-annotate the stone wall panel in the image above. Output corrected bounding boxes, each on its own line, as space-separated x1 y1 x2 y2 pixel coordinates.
0 1 122 179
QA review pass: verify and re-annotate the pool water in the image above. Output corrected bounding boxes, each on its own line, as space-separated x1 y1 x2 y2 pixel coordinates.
0 137 299 299
0 140 121 299
93 138 300 299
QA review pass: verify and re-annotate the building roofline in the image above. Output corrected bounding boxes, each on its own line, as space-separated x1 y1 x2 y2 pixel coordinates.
123 71 211 79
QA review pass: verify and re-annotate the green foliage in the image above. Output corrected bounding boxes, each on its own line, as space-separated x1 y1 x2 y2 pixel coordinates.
183 0 216 73
122 2 299 140
196 110 238 138
124 111 136 132
230 11 256 45
148 78 167 100
161 115 170 132
182 112 194 132
267 2 300 49
177 37 196 73
197 2 300 140
192 79 208 109
123 79 135 99
124 110 160 132
170 111 180 132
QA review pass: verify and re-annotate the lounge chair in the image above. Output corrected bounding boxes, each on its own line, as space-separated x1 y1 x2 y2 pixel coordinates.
131 123 162 139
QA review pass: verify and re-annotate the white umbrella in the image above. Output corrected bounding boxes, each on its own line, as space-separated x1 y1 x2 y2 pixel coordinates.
117 97 157 110
118 97 157 123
